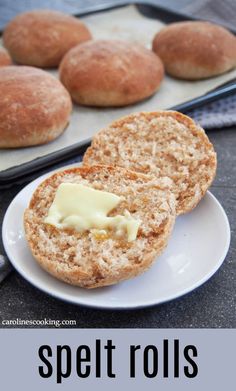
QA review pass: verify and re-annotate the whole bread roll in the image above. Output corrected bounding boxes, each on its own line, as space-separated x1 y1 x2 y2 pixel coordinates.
0 47 12 67
152 21 236 80
24 165 176 288
0 66 72 148
3 10 92 68
59 40 164 107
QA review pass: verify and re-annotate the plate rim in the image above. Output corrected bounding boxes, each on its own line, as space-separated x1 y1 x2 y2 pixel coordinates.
2 165 231 310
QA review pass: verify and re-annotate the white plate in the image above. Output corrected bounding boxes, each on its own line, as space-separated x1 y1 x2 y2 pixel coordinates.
2 164 231 309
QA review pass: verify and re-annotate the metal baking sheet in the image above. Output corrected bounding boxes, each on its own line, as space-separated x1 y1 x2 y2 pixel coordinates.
1 4 236 180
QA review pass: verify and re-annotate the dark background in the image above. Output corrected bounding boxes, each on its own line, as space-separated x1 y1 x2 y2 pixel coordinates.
0 0 235 328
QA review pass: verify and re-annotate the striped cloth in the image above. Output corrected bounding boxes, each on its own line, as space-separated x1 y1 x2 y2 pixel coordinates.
188 94 236 129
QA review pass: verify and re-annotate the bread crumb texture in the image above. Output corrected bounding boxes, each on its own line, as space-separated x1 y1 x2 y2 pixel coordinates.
24 165 176 288
84 111 217 214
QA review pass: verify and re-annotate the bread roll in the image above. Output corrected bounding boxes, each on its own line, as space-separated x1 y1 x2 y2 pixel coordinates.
3 10 92 68
152 21 236 80
59 40 164 107
83 111 217 215
24 165 176 288
0 47 12 67
0 66 72 148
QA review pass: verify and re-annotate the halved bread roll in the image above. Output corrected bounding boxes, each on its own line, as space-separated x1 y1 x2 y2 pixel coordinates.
24 165 176 288
83 111 217 215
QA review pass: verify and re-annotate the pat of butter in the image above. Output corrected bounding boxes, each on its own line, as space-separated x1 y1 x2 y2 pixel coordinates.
44 183 141 242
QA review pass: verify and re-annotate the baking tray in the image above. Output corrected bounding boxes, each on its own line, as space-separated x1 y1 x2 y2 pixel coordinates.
1 1 236 186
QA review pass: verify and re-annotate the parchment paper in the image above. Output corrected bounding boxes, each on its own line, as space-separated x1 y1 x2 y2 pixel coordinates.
1 5 236 171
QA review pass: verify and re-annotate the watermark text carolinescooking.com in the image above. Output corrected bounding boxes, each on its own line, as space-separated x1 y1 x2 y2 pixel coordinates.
1 318 76 327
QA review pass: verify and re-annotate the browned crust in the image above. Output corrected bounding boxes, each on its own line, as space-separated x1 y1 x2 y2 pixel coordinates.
83 111 217 215
152 21 236 80
0 47 12 67
59 40 164 107
3 10 92 68
0 66 72 148
24 165 176 288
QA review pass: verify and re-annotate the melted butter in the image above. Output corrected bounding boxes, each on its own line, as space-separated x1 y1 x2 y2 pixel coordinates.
44 183 141 242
